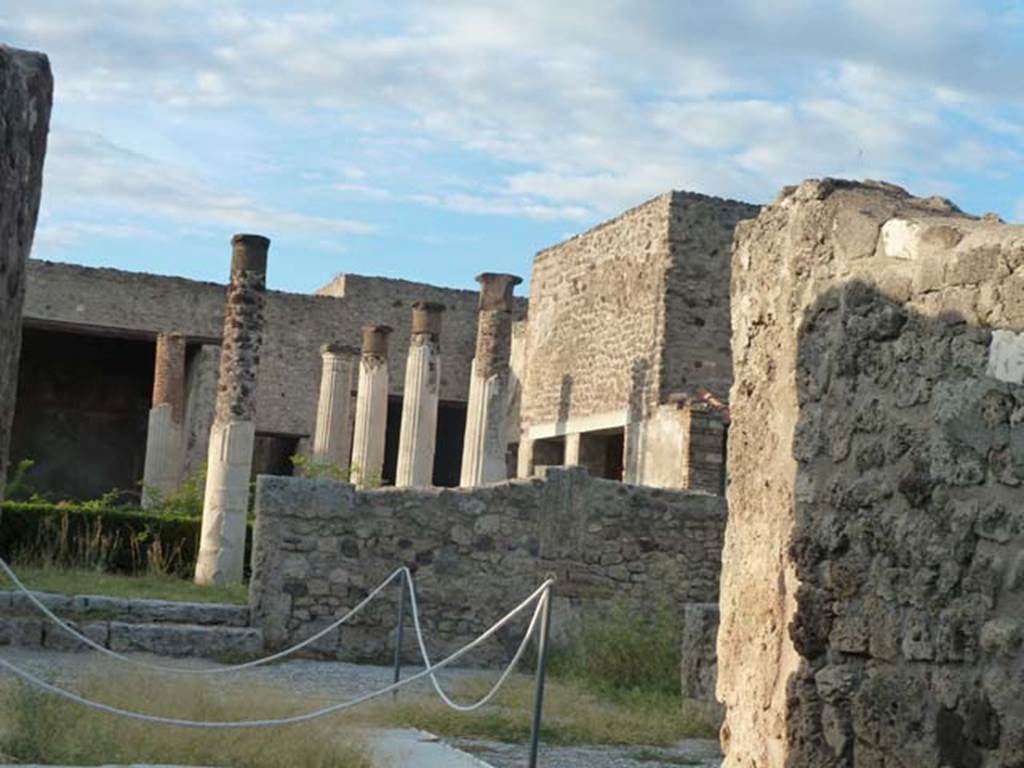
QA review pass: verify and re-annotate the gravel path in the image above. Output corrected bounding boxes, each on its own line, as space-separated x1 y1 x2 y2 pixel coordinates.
0 647 722 768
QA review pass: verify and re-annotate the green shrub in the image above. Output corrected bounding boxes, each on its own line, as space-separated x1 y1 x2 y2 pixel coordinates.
141 466 207 518
4 459 38 502
0 502 253 578
548 601 682 698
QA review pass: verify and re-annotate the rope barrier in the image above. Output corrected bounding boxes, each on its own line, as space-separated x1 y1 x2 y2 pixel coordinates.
402 570 552 712
0 578 550 729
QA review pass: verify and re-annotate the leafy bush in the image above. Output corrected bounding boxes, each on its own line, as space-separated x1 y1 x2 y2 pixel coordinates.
3 459 38 502
0 502 252 578
141 466 207 518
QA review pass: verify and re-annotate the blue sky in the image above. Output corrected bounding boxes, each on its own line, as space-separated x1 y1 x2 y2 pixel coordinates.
2 1 1023 293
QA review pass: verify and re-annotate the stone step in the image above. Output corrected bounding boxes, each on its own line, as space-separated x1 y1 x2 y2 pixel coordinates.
0 616 263 659
0 589 250 627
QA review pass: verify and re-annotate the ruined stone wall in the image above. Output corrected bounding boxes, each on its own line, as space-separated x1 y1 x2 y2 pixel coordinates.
23 262 482 442
662 193 760 401
522 195 673 433
719 179 1024 767
521 192 756 438
250 467 725 661
0 47 52 502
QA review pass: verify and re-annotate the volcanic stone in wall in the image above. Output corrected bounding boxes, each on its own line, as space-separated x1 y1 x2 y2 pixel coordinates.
0 46 52 503
719 179 1024 767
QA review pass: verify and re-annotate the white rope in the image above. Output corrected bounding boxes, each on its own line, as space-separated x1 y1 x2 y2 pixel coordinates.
401 569 552 712
0 556 403 675
0 578 548 729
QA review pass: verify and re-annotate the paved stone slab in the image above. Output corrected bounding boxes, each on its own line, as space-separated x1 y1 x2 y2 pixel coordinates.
107 622 261 658
372 728 493 767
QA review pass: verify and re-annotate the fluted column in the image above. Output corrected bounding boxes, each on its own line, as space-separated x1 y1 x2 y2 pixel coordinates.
396 302 444 487
350 325 392 489
142 332 187 507
460 273 522 486
195 234 269 586
311 342 360 469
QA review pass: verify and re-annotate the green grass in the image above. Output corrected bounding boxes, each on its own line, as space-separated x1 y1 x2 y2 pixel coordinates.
0 671 373 768
5 564 248 604
355 674 717 746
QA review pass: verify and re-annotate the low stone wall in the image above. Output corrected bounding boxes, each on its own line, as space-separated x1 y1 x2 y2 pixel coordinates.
249 468 725 663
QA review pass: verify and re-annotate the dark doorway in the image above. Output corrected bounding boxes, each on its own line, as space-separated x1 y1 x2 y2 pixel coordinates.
433 400 466 487
10 327 154 501
253 433 301 479
380 398 467 488
533 436 566 469
579 428 625 481
381 396 404 486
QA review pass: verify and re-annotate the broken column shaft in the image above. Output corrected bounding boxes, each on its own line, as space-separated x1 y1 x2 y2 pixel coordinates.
395 302 445 487
460 273 521 486
350 325 392 489
311 342 360 469
142 332 187 507
195 234 269 586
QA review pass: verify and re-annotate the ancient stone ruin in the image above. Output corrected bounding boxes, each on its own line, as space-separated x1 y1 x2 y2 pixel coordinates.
718 180 1024 766
4 51 1021 762
0 45 51 503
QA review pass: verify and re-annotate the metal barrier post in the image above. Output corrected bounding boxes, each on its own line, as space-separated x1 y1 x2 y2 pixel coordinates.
392 574 406 701
527 584 553 768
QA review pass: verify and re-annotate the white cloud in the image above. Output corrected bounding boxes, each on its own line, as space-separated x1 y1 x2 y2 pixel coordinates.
43 128 373 237
2 0 1023 230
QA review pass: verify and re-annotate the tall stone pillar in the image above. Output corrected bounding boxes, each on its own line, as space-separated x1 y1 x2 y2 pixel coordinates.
0 47 52 504
460 273 522 487
311 342 360 469
396 302 445 487
195 234 269 586
350 325 392 489
142 333 187 507
183 344 220 477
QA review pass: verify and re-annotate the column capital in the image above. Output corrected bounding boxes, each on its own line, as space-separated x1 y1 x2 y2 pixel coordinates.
320 341 361 359
411 301 446 338
361 324 394 357
475 273 522 311
230 233 270 273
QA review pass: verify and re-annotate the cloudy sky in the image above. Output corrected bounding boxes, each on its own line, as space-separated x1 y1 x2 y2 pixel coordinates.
3 1 1023 292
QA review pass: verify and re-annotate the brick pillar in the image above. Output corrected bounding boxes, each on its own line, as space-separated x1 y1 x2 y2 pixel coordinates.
142 332 187 507
396 302 444 487
0 47 52 504
460 273 522 486
311 342 360 469
350 325 392 489
195 234 269 586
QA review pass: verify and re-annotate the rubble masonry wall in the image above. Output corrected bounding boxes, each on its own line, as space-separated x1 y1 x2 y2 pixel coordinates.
718 179 1024 767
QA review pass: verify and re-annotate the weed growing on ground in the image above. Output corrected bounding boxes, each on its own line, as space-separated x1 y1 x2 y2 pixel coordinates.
357 674 716 746
0 672 373 768
547 600 683 698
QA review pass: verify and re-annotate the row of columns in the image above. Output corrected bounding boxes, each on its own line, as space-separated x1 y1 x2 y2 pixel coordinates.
138 240 521 584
